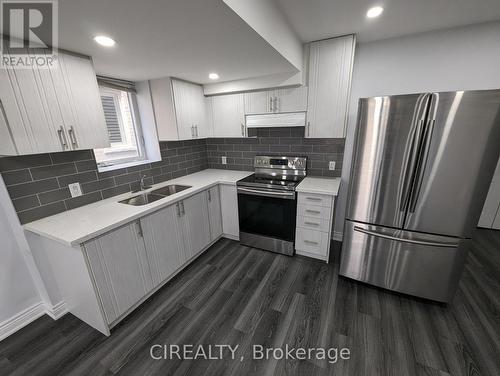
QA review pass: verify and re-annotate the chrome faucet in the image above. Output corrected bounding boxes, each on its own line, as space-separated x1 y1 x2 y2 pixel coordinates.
139 175 152 192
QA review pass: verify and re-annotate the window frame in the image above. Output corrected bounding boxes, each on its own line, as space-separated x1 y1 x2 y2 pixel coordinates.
95 86 148 170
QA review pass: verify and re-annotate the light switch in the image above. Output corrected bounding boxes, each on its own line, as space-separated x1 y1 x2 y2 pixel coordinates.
68 183 82 198
329 161 336 171
221 156 227 165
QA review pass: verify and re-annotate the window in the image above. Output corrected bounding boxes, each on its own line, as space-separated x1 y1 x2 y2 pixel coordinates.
94 78 147 169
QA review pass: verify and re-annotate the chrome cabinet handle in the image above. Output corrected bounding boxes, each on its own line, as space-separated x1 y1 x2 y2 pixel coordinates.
191 125 195 138
136 220 143 238
305 209 321 214
57 126 68 150
180 201 185 215
68 126 78 148
269 96 273 112
304 221 320 226
241 123 245 136
176 202 181 217
195 125 198 138
273 96 279 112
304 240 319 245
207 189 212 202
306 197 322 202
307 121 311 137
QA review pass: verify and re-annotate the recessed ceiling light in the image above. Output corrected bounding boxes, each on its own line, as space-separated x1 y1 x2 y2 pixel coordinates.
208 73 219 80
366 6 384 18
94 35 116 47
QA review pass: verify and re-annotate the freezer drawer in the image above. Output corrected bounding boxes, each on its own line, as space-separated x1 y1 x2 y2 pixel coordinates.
340 220 468 302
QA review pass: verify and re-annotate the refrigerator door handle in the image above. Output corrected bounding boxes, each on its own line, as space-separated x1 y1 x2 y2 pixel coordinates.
399 119 426 211
353 226 459 248
409 118 435 213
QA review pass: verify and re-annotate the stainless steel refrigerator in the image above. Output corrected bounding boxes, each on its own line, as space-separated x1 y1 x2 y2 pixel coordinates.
340 90 500 302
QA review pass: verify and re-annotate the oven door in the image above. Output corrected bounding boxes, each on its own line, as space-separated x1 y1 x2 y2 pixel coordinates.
237 186 297 255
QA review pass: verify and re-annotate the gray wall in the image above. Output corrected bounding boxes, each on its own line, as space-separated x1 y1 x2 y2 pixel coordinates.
335 21 500 238
208 127 345 177
0 140 207 224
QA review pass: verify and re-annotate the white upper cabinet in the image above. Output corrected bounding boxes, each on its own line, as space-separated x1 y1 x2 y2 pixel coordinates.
0 50 110 155
244 86 308 115
151 78 209 141
269 86 308 113
306 35 356 138
57 53 110 150
209 93 246 137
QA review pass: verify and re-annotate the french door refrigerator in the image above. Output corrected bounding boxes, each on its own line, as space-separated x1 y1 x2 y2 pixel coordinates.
340 90 500 302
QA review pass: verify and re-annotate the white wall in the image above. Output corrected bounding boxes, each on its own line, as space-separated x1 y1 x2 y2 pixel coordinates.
0 177 41 324
335 21 500 237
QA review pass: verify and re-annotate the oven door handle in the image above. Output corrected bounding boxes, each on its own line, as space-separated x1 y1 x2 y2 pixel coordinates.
237 187 296 200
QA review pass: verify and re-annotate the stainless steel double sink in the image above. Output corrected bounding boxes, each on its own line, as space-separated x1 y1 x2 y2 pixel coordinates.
119 184 192 206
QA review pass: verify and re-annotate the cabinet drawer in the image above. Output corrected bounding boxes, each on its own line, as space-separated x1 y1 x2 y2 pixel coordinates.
297 204 332 220
295 227 329 258
298 192 333 208
297 215 331 232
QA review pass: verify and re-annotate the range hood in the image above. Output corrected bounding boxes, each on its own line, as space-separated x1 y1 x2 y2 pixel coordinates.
246 112 306 128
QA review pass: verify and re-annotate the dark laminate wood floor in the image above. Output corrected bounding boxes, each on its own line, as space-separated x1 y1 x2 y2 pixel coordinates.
1 229 499 376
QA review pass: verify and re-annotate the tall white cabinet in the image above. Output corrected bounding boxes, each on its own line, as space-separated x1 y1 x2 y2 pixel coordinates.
306 35 356 138
0 50 109 155
478 158 500 230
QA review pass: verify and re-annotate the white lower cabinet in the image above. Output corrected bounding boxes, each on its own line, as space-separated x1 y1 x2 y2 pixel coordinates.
141 204 184 287
220 184 240 239
84 221 154 324
295 192 335 262
78 187 220 332
207 185 223 241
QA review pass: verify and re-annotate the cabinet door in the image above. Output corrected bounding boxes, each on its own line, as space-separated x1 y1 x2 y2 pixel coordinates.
84 222 153 324
244 91 271 114
270 86 308 113
171 79 202 140
220 184 239 239
5 49 64 153
0 67 28 155
179 191 211 260
141 204 184 287
210 94 245 137
207 186 223 241
59 53 110 149
307 35 355 138
191 83 208 138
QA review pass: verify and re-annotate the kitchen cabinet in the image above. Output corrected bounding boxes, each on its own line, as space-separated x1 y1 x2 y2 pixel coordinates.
209 93 246 137
244 86 308 115
0 49 109 155
151 77 209 141
178 191 211 261
206 185 223 241
84 221 154 324
295 192 335 262
220 184 240 239
478 158 500 230
306 34 356 138
141 204 184 287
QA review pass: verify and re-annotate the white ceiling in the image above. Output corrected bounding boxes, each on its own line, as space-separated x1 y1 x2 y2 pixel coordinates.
274 0 500 42
58 0 500 83
58 0 296 82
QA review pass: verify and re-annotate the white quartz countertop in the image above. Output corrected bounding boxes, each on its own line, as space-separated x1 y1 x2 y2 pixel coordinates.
296 177 341 196
23 169 251 247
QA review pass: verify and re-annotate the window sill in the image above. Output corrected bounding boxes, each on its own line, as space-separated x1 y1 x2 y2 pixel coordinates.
97 157 160 173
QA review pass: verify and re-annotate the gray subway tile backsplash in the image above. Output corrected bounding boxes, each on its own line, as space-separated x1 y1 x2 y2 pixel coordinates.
1 129 343 224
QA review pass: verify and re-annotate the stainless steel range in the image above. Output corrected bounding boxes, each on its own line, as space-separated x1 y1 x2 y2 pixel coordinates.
236 156 307 255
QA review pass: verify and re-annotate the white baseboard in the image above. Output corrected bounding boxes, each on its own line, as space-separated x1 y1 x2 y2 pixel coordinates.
333 231 343 242
45 301 68 320
222 233 239 241
0 302 46 341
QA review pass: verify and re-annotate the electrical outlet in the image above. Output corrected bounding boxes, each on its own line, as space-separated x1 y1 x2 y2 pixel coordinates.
221 156 227 165
329 161 336 171
68 183 82 198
